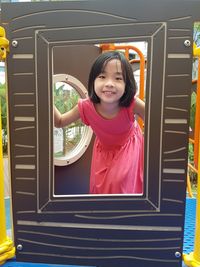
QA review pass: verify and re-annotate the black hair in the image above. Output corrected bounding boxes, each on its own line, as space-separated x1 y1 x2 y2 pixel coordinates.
88 50 137 107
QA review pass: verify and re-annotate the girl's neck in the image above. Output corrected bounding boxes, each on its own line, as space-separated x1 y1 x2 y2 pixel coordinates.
95 102 120 119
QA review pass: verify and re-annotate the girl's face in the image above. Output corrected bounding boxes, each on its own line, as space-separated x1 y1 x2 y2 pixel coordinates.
94 59 125 106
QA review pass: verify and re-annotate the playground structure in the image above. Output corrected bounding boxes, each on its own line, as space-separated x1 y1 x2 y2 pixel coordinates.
187 44 200 198
182 42 200 267
0 1 200 266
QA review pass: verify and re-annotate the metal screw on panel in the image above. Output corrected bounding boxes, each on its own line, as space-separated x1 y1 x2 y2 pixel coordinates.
175 251 181 258
17 244 23 251
184 40 191 47
12 40 18 47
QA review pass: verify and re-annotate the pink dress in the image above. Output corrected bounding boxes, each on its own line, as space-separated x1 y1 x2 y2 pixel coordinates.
78 98 143 194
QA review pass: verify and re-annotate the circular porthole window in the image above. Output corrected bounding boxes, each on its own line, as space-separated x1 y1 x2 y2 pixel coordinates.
53 74 93 166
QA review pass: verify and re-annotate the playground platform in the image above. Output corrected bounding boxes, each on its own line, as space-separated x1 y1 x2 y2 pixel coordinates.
2 197 196 267
2 157 197 267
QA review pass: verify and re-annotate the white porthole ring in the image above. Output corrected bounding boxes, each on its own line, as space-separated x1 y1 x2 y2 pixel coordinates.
53 74 93 166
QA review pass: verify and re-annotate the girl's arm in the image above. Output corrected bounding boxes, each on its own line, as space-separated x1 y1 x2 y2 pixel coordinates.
133 97 145 121
54 105 80 128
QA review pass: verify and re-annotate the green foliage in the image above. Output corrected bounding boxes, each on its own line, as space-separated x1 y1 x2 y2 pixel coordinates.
54 83 79 113
0 83 7 154
188 143 194 163
194 22 200 47
188 92 195 171
188 90 197 189
190 91 196 129
54 83 83 157
188 143 197 188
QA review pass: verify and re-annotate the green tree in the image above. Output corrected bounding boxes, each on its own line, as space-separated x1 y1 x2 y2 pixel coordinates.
0 83 7 154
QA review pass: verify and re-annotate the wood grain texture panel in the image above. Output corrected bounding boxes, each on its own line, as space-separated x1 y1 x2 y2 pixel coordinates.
1 0 199 266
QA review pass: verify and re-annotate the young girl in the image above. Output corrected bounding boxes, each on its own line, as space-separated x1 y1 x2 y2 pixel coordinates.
54 51 145 195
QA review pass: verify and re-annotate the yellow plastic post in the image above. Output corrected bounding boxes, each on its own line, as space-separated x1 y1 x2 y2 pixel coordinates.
0 27 9 61
183 83 200 267
194 43 200 57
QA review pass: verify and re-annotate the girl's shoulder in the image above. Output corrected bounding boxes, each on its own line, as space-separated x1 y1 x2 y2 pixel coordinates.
78 98 93 110
129 97 136 109
126 97 135 120
78 98 93 125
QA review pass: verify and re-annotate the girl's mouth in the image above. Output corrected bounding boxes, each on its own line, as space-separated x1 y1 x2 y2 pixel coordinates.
103 91 115 96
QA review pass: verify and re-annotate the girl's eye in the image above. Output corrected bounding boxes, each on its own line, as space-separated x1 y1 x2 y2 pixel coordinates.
98 74 105 79
116 76 123 81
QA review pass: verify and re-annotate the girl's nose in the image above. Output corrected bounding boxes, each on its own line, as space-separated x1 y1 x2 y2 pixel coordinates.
105 78 114 87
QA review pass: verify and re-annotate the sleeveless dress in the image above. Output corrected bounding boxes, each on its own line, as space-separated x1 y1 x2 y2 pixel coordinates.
78 98 143 194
